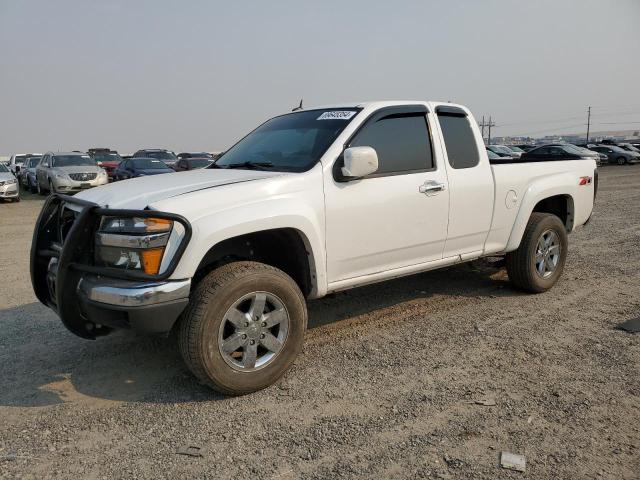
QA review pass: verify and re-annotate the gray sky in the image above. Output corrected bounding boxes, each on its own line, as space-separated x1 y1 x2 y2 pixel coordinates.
1 0 639 154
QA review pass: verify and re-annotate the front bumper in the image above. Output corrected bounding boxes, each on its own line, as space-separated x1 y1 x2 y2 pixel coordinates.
31 194 192 338
76 275 190 334
52 176 108 192
0 183 19 198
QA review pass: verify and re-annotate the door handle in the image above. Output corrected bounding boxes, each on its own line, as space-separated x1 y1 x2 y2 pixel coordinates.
419 181 446 195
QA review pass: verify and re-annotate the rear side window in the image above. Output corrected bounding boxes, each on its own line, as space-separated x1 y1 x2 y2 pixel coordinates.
349 114 433 175
437 114 480 169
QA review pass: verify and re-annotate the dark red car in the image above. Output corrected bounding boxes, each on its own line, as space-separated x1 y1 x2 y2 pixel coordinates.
88 149 123 181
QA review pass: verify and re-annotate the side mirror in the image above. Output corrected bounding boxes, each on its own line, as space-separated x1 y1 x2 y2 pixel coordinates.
341 146 378 179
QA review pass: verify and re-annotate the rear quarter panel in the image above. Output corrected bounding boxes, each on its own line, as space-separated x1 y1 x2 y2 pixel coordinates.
485 159 596 254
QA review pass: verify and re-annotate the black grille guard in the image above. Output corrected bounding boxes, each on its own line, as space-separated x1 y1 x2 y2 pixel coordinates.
30 194 192 339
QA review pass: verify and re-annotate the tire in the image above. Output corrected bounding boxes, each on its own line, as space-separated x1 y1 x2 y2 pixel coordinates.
617 157 626 165
179 261 307 395
48 180 55 194
505 212 568 293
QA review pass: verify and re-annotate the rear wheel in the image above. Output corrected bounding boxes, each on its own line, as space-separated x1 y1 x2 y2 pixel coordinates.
179 261 307 395
506 212 568 293
617 156 626 165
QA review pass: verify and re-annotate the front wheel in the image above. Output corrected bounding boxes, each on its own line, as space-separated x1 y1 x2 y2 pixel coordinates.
179 261 307 395
505 212 568 293
617 156 626 165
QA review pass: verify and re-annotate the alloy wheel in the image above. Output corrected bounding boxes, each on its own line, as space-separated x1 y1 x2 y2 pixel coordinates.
535 229 561 278
218 291 290 372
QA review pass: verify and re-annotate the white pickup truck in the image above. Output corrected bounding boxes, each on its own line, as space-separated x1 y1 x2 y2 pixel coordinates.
31 101 597 394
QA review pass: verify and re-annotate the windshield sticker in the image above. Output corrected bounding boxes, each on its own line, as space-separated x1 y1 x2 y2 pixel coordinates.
317 111 357 121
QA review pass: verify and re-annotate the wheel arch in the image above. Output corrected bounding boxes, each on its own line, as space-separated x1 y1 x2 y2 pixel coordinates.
189 227 321 299
505 176 577 252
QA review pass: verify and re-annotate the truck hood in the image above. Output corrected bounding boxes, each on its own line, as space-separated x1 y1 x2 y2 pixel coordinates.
74 168 287 209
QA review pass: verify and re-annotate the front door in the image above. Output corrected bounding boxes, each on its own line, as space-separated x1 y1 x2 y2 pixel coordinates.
324 107 450 283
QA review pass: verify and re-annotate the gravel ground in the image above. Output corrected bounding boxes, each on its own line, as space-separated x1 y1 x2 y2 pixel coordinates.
0 167 638 479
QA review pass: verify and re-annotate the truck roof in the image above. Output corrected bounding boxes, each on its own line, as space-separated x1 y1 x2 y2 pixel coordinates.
312 100 468 112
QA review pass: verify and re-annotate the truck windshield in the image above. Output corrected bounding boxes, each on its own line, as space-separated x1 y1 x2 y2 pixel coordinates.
214 109 361 172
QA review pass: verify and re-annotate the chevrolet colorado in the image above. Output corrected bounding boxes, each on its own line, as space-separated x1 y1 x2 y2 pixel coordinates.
31 101 597 395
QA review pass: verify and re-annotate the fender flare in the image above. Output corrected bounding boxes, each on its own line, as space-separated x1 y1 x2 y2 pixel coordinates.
505 174 576 252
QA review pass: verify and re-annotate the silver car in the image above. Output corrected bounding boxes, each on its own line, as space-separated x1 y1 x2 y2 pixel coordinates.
36 151 108 195
0 163 20 202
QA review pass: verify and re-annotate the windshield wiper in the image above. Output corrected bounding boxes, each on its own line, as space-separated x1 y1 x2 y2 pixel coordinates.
223 161 274 170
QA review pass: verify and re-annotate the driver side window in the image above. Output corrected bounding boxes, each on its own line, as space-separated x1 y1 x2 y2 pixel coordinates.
348 113 434 176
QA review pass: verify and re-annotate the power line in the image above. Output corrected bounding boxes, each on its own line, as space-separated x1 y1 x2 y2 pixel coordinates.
507 123 587 137
594 121 640 125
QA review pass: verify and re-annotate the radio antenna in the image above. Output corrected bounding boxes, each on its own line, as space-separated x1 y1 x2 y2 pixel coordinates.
292 99 303 112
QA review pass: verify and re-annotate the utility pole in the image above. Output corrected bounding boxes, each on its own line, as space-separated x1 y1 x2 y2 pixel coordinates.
479 116 486 144
586 106 591 143
487 116 496 145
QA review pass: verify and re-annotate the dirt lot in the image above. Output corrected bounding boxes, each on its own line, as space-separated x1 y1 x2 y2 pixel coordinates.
1 167 638 479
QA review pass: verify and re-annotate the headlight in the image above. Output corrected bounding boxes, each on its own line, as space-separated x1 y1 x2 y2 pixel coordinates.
98 169 107 176
55 172 69 179
95 217 174 275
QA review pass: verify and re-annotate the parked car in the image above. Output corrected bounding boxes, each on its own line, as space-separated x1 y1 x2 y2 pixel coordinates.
133 149 178 167
88 149 123 181
35 151 108 195
521 144 601 163
114 157 175 180
542 144 603 166
8 153 41 176
0 163 19 202
31 100 597 395
590 145 640 165
177 152 214 160
505 145 526 156
486 148 514 162
617 143 640 155
20 155 43 192
173 157 213 171
487 145 521 158
514 144 537 152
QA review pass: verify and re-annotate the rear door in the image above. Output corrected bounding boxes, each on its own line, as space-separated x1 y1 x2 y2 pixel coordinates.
435 106 494 258
324 105 450 282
